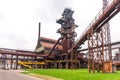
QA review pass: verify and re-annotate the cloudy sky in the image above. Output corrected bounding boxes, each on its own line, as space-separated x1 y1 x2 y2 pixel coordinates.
0 0 120 51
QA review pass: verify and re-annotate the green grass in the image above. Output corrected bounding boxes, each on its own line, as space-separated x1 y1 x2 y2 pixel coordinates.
24 69 120 80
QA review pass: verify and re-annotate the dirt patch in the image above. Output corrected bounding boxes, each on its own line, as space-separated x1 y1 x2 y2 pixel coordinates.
19 70 63 80
27 73 63 80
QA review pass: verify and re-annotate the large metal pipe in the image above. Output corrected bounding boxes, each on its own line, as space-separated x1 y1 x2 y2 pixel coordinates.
72 0 120 50
38 22 41 39
36 22 41 49
0 50 43 57
46 37 62 57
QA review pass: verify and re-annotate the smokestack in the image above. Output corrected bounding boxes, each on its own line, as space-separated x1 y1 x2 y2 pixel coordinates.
38 22 41 40
35 22 41 49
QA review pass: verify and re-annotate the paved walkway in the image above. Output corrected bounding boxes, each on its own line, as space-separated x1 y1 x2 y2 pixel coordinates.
0 69 44 80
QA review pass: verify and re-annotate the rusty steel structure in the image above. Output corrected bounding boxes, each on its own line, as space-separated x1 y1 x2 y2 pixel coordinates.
67 0 120 73
0 0 120 72
41 0 120 71
87 0 112 73
56 8 79 69
102 0 112 61
0 48 44 69
87 0 118 73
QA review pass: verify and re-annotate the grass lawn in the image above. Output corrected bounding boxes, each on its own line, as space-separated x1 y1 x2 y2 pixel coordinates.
23 69 120 80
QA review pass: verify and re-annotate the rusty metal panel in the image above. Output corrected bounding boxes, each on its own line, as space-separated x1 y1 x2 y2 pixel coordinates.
62 38 68 53
103 61 113 73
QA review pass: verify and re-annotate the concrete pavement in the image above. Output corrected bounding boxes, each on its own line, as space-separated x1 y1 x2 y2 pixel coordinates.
0 69 44 80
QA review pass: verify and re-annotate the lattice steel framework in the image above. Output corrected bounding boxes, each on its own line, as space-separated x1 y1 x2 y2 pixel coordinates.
88 0 112 73
56 8 79 69
88 28 104 73
102 0 112 61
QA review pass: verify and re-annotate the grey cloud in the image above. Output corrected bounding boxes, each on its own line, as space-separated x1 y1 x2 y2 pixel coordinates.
0 33 30 49
50 0 68 12
0 13 4 21
34 0 70 23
